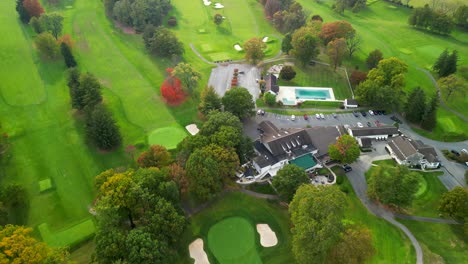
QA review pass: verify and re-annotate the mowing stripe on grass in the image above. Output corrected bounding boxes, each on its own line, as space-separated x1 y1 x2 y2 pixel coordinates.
38 218 96 248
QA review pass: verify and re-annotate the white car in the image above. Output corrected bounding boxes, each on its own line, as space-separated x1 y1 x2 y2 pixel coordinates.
320 113 325 119
369 110 374 115
315 113 320 119
291 115 296 121
357 122 364 128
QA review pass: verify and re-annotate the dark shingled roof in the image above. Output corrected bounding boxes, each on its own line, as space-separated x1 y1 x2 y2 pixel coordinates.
253 140 278 168
350 126 399 137
361 138 373 148
346 98 358 105
305 126 341 157
409 140 439 163
266 75 279 93
388 136 418 161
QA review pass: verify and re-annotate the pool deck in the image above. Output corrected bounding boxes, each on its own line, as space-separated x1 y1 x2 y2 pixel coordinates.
276 86 339 105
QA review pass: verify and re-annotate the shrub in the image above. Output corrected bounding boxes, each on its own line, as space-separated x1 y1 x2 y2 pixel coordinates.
167 16 177 27
264 92 276 106
34 32 59 59
279 65 296 81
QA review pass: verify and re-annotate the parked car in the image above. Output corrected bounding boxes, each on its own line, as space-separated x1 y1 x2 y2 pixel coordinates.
320 113 325 119
451 150 460 156
369 110 374 115
461 149 468 155
291 115 296 121
375 120 381 127
246 176 254 180
361 111 367 117
316 113 320 119
257 109 265 115
304 114 309 120
353 111 359 117
357 122 364 128
343 164 352 172
367 121 372 127
332 113 337 118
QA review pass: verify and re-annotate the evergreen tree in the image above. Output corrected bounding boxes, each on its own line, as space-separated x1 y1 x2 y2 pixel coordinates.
421 95 438 130
433 49 448 77
404 87 426 123
80 73 102 110
86 105 122 150
67 68 82 109
444 50 458 77
198 86 221 116
281 33 293 54
60 42 77 68
16 0 31 23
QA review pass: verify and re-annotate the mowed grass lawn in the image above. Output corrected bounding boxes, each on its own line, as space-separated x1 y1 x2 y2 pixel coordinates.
398 219 468 264
171 0 281 62
181 192 294 264
297 0 468 139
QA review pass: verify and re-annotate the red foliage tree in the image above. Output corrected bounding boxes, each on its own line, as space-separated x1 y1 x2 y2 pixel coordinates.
160 68 185 105
319 20 355 45
23 0 44 19
349 70 368 88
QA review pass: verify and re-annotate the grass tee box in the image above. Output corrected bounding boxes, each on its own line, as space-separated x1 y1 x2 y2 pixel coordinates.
38 218 96 248
147 126 187 150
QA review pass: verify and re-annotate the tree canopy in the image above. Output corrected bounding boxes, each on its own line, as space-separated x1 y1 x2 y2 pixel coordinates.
438 74 467 101
272 164 309 201
327 224 375 264
172 63 202 95
85 105 122 150
366 49 383 70
291 26 320 65
198 86 222 116
144 27 184 58
243 37 267 64
404 87 427 123
326 37 347 71
328 135 360 164
137 145 172 168
438 186 468 221
279 65 296 81
34 32 59 59
319 20 355 45
222 87 255 120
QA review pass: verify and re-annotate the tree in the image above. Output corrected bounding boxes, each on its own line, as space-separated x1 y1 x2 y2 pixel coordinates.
125 228 169 263
0 225 67 263
0 184 29 225
366 49 383 70
367 165 421 207
438 74 467 101
161 68 185 105
137 145 172 168
198 86 222 115
290 185 346 264
279 65 296 81
243 37 266 64
16 0 30 23
444 50 458 77
265 0 281 18
349 70 367 88
272 164 309 201
356 57 407 110
420 94 438 130
439 187 468 220
214 13 223 25
291 26 320 66
80 72 103 109
222 87 255 120
23 0 44 19
459 66 468 81
67 68 82 109
264 92 277 106
60 42 77 68
327 38 347 71
319 20 355 45
38 13 63 39
346 33 361 57
328 135 360 164
327 225 375 264
29 17 42 34
34 32 59 59
433 49 458 77
453 5 468 29
200 111 242 136
281 33 293 54
147 27 184 58
172 63 202 95
404 87 426 123
85 105 122 150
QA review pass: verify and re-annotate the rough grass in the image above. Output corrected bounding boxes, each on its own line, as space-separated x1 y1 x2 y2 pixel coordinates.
398 219 468 264
412 108 468 142
181 192 294 264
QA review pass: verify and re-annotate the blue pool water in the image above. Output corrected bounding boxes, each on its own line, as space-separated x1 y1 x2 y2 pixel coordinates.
295 88 331 100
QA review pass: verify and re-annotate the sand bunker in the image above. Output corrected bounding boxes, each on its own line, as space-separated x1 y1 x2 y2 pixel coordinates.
256 224 278 247
234 44 242 51
189 238 210 264
262 36 269 43
214 3 224 9
185 124 200 135
203 0 211 6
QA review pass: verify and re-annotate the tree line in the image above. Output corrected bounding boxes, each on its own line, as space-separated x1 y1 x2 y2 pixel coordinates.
408 4 468 34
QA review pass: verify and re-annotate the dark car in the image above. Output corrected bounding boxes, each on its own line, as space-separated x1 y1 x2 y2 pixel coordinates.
343 164 352 172
353 111 359 117
332 113 337 118
367 122 372 127
374 110 382 115
451 150 461 156
304 114 309 120
361 111 367 117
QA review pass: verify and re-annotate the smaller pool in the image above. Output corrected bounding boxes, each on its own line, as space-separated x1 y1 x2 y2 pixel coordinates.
295 88 331 100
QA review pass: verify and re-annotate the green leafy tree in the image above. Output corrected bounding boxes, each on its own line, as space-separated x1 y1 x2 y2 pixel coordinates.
281 33 293 54
438 74 467 101
264 92 277 106
356 57 407 110
38 13 63 39
137 145 172 168
327 37 347 71
211 126 241 149
198 86 222 115
243 37 266 64
279 65 296 81
200 111 242 136
290 185 346 264
433 49 458 77
272 164 309 201
172 63 202 95
60 42 77 68
222 87 255 120
291 26 320 65
453 5 468 29
420 94 438 130
147 27 184 58
29 17 42 34
366 49 383 70
438 186 468 220
367 165 421 207
125 228 169 263
214 13 223 25
327 224 375 264
34 32 59 59
85 105 122 150
346 33 361 57
185 148 223 201
0 184 29 225
404 87 426 123
328 135 360 164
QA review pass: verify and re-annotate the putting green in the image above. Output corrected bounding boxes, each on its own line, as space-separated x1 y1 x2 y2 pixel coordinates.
208 217 262 264
147 126 187 149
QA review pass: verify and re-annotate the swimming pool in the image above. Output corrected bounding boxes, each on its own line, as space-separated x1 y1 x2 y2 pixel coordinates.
295 88 331 100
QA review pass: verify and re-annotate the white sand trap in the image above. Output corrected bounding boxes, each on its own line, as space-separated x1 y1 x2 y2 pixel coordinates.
189 239 210 264
256 224 278 247
262 36 269 43
203 0 211 6
185 124 200 135
214 3 224 9
234 44 242 51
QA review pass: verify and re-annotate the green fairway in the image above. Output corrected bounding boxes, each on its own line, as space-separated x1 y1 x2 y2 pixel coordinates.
38 218 96 248
398 220 468 263
412 108 468 142
208 217 262 264
182 192 294 264
148 126 187 149
296 0 468 140
0 1 45 106
408 171 445 217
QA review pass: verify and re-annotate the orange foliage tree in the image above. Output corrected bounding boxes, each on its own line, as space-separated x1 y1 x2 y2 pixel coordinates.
23 0 44 19
57 34 74 48
160 68 185 105
319 20 355 45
